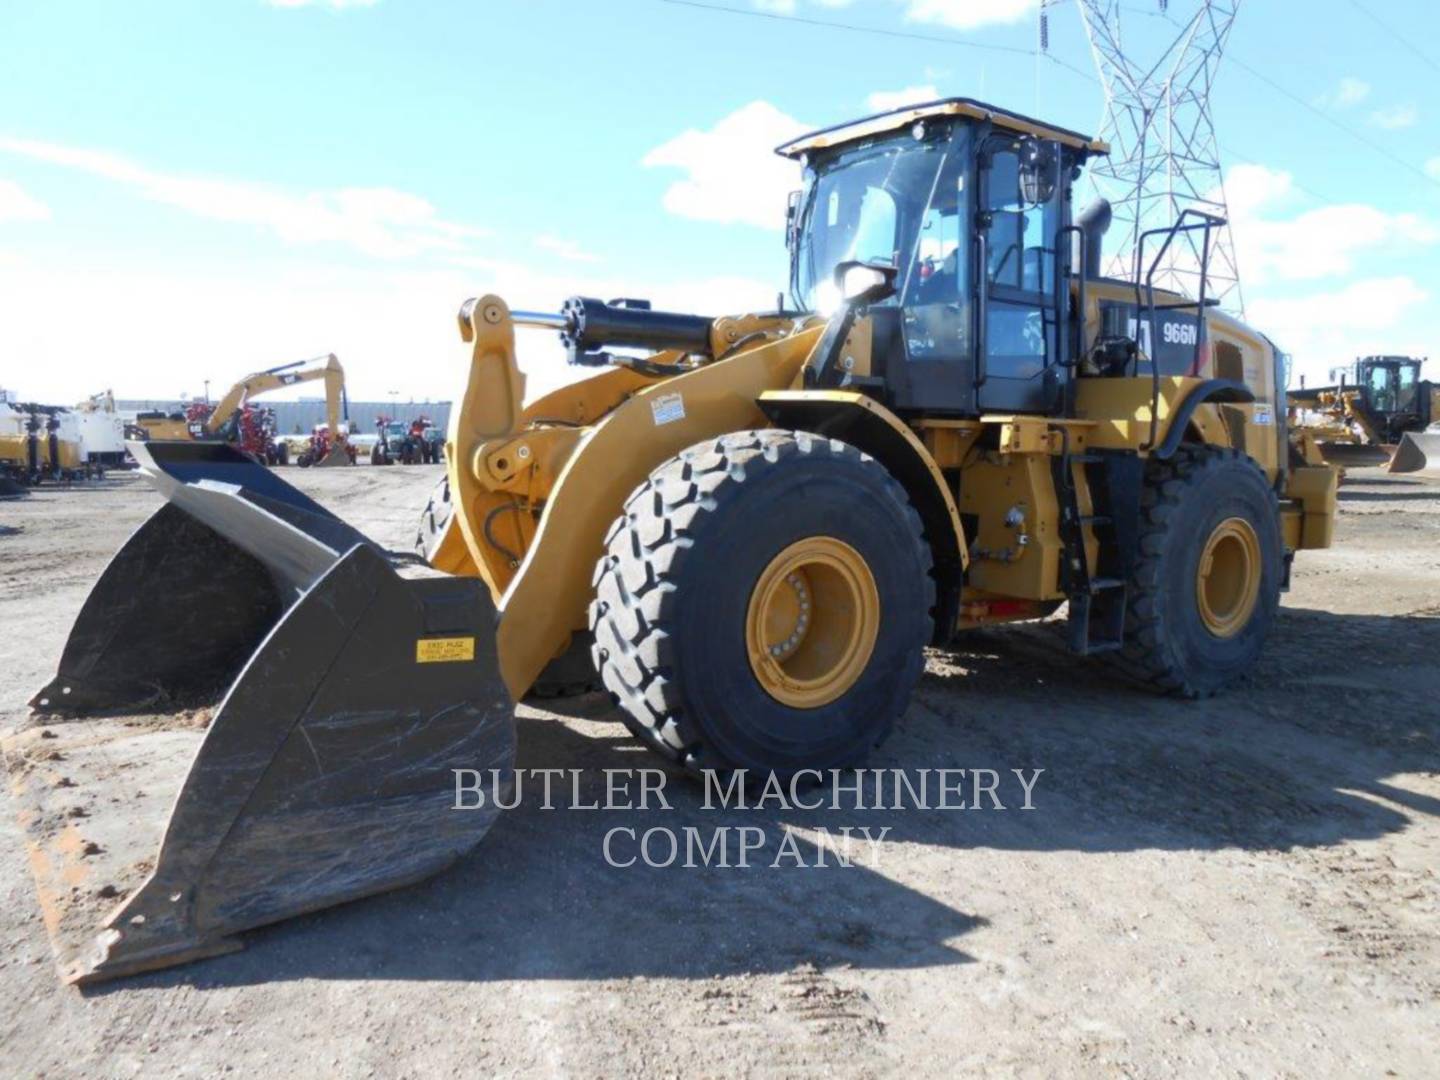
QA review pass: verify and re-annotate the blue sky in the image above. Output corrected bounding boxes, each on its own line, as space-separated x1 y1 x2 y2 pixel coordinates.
1 0 1437 403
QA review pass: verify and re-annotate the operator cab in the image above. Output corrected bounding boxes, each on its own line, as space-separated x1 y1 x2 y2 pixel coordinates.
778 97 1108 417
1355 355 1422 416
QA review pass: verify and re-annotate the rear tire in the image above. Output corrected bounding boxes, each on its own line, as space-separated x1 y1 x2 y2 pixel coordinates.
590 430 933 777
1115 446 1282 698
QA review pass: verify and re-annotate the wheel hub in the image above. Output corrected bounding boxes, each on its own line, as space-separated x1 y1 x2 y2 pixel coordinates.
745 537 880 709
1196 516 1261 639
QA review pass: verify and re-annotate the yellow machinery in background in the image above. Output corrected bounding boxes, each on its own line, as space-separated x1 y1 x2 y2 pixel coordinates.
15 97 1339 985
1289 355 1439 472
131 410 191 441
0 403 88 486
129 355 353 465
196 354 353 466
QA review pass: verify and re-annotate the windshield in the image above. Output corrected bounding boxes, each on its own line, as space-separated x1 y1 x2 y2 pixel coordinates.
790 133 957 313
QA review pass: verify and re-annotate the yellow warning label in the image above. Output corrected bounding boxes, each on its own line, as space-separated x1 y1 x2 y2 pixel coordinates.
416 637 476 663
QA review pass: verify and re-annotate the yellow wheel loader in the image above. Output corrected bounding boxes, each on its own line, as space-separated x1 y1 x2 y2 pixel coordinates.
9 97 1339 984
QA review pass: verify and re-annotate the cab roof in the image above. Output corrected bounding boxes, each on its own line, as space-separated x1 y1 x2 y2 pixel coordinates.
775 97 1109 160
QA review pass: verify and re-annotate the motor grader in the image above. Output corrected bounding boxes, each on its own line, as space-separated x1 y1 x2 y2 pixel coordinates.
1288 355 1440 474
9 97 1338 984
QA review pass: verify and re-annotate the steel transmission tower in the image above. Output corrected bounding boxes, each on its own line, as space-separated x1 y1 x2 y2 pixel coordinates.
1042 1 1245 313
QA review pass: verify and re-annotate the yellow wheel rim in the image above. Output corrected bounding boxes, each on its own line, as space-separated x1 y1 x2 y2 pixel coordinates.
1196 516 1262 639
745 537 880 709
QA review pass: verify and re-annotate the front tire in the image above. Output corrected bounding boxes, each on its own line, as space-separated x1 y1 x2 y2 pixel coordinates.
590 430 934 777
1116 446 1282 697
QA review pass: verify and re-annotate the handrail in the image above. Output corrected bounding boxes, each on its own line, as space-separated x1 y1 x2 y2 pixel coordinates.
975 231 990 389
1054 225 1086 369
1132 209 1224 450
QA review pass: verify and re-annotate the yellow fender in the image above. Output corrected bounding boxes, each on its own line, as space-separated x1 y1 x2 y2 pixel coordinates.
458 309 824 698
757 389 968 640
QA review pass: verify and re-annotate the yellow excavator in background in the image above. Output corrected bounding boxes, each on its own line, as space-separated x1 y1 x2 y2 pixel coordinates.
195 354 353 467
1288 356 1440 474
13 96 1340 985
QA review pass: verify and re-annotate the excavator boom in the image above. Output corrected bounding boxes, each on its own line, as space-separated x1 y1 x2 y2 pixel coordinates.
205 355 349 463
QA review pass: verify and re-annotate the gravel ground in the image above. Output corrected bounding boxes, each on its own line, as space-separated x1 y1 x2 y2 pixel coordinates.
0 461 1436 1077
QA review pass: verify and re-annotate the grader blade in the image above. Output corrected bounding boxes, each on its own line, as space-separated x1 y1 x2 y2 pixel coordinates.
6 441 514 985
1317 442 1390 468
1387 430 1440 475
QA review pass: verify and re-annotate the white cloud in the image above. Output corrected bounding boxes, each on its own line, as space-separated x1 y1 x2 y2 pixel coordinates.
753 0 856 11
1215 163 1438 385
0 179 50 223
1251 277 1430 387
0 136 487 259
642 101 809 230
1316 76 1370 109
265 0 379 9
534 234 601 264
904 0 1039 31
747 0 1035 32
0 241 781 406
1369 103 1418 130
865 85 941 112
1427 157 1440 181
1223 163 1439 287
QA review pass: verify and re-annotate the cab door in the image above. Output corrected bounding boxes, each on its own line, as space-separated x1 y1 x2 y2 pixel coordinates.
975 139 1065 414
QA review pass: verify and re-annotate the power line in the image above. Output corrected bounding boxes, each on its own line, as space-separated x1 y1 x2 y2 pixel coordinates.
1038 54 1348 209
1344 0 1440 76
656 0 1440 197
1154 12 1440 191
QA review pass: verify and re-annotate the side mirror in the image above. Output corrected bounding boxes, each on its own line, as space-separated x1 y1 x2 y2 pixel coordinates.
1018 137 1059 205
834 259 898 306
785 190 802 251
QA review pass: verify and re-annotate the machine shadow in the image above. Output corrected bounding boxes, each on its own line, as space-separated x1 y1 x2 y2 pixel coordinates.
101 608 1435 992
100 708 985 993
1343 476 1426 487
1337 489 1440 503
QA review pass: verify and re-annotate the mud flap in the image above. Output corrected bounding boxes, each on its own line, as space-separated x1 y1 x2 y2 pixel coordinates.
6 440 514 984
1388 431 1440 475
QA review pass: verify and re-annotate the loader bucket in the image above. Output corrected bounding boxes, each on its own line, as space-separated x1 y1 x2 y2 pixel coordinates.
4 440 514 985
1387 430 1440 475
